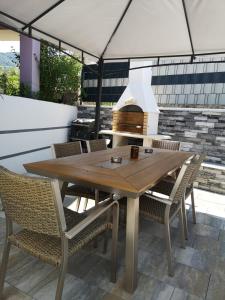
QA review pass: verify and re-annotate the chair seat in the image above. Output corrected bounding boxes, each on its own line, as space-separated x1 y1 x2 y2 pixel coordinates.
66 184 110 200
139 195 180 224
151 179 192 199
8 207 112 266
120 196 179 224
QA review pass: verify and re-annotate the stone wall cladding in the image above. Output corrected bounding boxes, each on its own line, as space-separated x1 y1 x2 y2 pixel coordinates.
78 105 225 195
158 108 225 166
78 105 113 130
195 164 225 195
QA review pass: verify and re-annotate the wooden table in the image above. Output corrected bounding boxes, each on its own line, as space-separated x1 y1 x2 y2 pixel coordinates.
24 146 191 293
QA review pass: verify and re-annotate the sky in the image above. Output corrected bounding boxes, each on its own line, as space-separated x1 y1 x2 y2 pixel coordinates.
0 41 20 53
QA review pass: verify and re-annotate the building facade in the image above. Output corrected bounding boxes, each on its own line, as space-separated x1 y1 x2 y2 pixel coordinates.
83 58 225 107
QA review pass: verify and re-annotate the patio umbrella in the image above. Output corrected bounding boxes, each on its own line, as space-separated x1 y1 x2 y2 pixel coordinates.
1 0 225 132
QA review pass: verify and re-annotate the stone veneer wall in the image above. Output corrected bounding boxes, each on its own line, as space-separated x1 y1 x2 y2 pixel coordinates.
78 105 225 194
158 108 225 165
196 164 225 195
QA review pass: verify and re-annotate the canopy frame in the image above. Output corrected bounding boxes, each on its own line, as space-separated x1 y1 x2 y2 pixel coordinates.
2 1 225 135
22 0 66 31
2 2 225 62
100 0 133 59
181 0 195 63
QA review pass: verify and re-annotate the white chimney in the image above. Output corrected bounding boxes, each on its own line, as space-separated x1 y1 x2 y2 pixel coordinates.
113 61 159 134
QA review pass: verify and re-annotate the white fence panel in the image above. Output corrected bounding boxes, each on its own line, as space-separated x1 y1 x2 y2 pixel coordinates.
0 95 77 173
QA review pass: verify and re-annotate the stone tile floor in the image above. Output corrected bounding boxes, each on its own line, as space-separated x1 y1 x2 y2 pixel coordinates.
0 188 225 300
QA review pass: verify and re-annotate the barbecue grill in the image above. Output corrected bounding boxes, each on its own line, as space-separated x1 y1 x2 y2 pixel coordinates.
70 118 95 140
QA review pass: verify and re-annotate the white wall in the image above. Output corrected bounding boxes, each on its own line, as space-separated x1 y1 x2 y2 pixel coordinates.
0 95 77 173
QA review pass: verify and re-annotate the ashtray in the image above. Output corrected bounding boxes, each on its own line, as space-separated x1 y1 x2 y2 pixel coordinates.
145 148 153 154
111 156 122 163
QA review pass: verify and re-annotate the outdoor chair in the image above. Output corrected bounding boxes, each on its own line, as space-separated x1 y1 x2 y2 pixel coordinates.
0 166 119 300
120 156 196 276
152 139 180 151
140 157 198 276
150 154 205 239
152 139 181 179
52 141 109 212
84 138 109 211
52 141 83 159
86 138 107 153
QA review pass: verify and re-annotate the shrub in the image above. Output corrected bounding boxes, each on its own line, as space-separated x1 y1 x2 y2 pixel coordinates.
39 43 81 104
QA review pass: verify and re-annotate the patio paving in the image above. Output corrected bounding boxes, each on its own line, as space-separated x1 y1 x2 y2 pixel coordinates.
0 188 225 300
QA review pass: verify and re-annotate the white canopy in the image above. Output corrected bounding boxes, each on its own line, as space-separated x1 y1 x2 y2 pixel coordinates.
1 0 225 63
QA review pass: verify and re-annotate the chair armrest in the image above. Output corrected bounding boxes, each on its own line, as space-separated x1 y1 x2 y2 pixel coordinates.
65 200 119 240
84 197 112 215
143 193 172 206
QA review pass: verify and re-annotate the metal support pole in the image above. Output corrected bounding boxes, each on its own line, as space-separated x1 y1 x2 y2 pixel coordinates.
95 58 104 138
79 52 85 105
28 27 32 37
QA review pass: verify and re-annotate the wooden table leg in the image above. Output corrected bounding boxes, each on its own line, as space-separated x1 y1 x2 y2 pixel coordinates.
124 196 139 293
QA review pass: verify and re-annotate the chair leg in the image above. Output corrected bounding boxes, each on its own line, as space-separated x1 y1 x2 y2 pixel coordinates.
111 204 119 283
0 240 11 298
55 239 68 300
60 182 67 202
103 230 109 254
75 197 81 212
164 222 174 277
94 189 100 248
103 209 111 254
182 197 188 240
178 208 185 249
83 198 88 211
103 194 115 254
191 190 197 224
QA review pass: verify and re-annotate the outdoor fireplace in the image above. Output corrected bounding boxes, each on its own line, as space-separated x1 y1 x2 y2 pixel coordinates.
112 105 146 134
112 61 159 135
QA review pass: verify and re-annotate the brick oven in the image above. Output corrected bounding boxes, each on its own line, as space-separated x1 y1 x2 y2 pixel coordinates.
112 61 159 135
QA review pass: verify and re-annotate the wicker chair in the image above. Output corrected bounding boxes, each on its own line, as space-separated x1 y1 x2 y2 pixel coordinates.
152 139 180 151
141 157 199 275
86 139 107 153
120 156 196 276
150 154 205 238
85 139 109 211
151 139 181 179
0 166 119 300
52 141 109 211
52 141 83 158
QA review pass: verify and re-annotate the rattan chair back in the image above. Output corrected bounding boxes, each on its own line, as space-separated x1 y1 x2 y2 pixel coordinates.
169 155 197 204
0 166 65 237
152 139 180 151
87 139 107 152
52 141 82 158
188 153 205 185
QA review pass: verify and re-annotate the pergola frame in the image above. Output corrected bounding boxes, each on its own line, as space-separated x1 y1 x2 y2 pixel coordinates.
1 2 225 136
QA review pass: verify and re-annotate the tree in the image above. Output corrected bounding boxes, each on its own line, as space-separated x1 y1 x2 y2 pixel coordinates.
39 43 81 104
0 68 19 96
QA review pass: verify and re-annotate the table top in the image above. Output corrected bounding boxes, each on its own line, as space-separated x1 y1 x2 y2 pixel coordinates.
24 146 191 198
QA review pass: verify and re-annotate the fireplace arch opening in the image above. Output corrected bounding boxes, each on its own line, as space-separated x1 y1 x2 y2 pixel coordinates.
113 105 145 134
119 105 143 112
